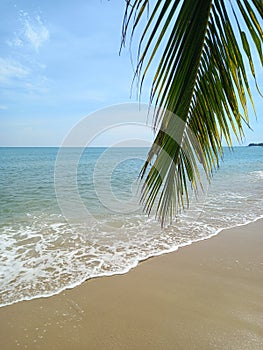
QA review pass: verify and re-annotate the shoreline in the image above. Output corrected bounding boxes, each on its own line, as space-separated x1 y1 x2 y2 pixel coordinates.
1 215 262 309
1 218 263 349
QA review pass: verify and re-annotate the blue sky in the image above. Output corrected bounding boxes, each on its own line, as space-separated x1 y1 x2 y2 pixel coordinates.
0 0 262 146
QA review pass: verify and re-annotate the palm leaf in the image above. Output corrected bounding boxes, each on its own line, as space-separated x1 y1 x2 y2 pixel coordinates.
122 0 263 226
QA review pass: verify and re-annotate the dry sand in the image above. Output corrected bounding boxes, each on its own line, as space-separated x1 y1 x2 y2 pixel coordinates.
0 219 263 349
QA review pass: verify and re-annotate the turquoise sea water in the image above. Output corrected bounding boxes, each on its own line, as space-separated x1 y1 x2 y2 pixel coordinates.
0 146 263 307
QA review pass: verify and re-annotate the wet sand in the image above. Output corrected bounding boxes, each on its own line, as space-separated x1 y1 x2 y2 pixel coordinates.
0 219 263 349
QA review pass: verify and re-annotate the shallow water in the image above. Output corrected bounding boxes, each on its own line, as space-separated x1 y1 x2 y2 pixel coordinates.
0 146 262 307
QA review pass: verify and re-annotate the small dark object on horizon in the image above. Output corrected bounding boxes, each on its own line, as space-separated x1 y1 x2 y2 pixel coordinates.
248 143 263 147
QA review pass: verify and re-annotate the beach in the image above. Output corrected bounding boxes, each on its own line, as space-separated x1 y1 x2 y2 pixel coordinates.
1 219 262 350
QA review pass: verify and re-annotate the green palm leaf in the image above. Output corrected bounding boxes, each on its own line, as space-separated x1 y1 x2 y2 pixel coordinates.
122 0 263 226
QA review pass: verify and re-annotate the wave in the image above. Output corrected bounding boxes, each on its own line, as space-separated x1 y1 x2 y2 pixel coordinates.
1 210 263 308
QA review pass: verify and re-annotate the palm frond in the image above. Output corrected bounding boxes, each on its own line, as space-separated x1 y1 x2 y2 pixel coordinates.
122 0 263 226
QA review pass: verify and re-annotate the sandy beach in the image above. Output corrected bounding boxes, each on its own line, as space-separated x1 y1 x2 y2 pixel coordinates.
0 219 262 350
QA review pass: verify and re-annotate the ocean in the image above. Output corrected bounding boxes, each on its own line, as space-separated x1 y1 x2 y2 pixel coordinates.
0 146 263 307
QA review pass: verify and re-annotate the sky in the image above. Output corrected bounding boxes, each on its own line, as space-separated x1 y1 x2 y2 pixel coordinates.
0 0 262 147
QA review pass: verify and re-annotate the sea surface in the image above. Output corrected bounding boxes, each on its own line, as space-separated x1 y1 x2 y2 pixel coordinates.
0 146 263 307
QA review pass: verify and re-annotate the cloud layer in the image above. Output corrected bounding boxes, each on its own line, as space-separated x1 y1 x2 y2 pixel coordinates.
0 57 29 84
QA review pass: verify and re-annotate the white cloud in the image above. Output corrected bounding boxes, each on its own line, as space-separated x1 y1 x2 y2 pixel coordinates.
0 57 50 94
24 15 49 51
0 57 30 84
2 12 50 93
7 12 49 51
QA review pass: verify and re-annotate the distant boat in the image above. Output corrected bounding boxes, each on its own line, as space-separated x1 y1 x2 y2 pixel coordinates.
248 143 263 147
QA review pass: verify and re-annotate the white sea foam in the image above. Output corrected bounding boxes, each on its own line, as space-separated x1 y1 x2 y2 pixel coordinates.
250 170 263 180
1 203 263 308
